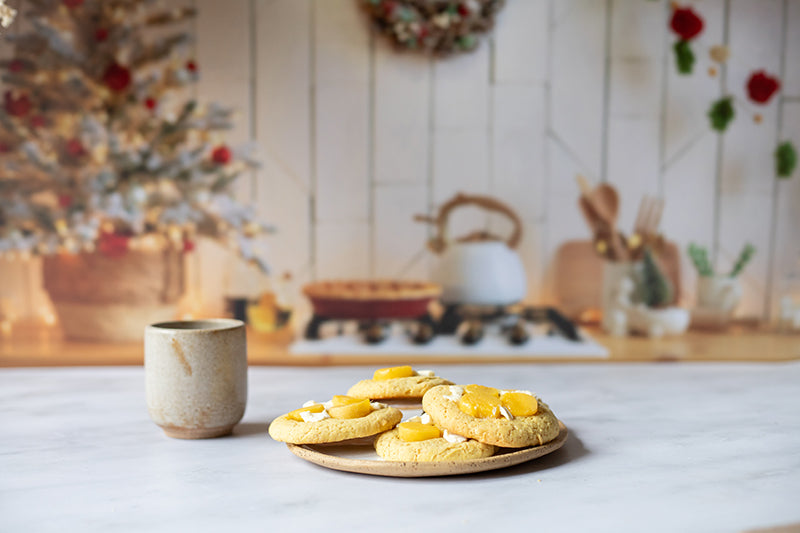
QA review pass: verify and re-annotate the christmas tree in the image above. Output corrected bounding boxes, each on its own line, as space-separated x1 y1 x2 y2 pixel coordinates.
0 0 268 270
636 247 674 308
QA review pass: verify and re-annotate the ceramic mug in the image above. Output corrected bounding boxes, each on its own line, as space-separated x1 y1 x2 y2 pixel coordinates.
145 319 247 439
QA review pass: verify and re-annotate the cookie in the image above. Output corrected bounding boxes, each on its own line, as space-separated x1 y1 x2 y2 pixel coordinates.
347 366 453 400
268 402 402 444
374 416 495 462
422 385 560 448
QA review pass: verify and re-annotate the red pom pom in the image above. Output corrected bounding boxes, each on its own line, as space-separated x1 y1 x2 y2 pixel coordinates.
29 115 47 128
670 6 704 41
63 0 84 7
186 60 198 73
182 239 195 253
746 70 780 104
65 138 86 158
144 97 157 111
95 28 109 42
102 62 132 93
3 91 32 117
98 231 129 258
8 59 25 73
58 194 73 208
211 145 232 165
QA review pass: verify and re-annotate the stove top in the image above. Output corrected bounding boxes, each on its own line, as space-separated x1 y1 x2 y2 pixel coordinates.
291 305 609 358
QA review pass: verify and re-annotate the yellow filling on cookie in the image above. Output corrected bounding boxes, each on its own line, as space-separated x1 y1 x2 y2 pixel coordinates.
286 404 325 421
501 391 538 417
327 398 373 419
398 421 442 442
331 395 365 406
457 385 539 418
373 365 415 380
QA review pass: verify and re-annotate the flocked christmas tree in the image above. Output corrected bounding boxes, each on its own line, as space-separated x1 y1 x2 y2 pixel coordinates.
0 0 268 269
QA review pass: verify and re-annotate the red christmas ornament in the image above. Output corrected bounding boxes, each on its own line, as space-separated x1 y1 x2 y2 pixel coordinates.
8 59 25 73
95 28 109 42
144 97 157 111
63 0 84 7
102 62 132 93
746 70 780 104
182 239 195 253
30 115 47 129
58 194 73 208
65 138 87 158
457 3 471 17
3 91 32 117
185 60 198 73
670 6 704 41
97 231 129 258
211 145 232 165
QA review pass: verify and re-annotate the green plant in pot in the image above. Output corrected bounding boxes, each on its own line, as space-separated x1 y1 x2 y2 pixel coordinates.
688 243 755 325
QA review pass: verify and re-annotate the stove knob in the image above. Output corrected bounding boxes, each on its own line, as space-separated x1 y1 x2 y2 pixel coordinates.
364 323 387 344
411 323 435 345
461 321 484 345
508 322 529 345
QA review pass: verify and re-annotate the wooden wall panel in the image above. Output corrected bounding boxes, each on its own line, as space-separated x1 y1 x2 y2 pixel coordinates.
717 0 783 317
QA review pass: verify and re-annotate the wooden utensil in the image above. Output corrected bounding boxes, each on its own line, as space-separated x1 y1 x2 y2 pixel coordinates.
576 176 628 261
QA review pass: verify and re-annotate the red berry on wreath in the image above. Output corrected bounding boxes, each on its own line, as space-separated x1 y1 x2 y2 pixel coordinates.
186 60 198 73
3 91 31 117
746 70 780 104
670 6 704 41
95 28 109 42
457 3 470 17
211 145 232 165
63 0 84 8
102 62 132 93
144 97 157 111
8 59 24 73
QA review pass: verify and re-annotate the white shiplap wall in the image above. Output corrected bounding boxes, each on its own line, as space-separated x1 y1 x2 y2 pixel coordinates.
2 0 799 323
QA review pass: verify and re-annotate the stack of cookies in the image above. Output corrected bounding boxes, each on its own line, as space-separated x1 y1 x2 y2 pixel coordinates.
268 365 561 463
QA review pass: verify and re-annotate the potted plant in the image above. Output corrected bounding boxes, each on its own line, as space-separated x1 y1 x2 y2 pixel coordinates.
688 243 754 327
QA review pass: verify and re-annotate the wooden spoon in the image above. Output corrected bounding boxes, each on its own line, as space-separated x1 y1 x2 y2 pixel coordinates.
594 183 628 260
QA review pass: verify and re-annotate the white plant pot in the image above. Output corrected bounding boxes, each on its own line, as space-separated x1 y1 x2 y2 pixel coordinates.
697 276 742 314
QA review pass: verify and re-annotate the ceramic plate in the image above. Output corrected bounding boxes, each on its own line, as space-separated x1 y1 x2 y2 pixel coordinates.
286 421 568 478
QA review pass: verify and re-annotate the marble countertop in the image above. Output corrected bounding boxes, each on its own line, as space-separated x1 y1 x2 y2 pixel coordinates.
1 363 798 532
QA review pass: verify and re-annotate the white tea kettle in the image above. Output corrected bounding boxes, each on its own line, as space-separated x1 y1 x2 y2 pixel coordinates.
415 193 527 306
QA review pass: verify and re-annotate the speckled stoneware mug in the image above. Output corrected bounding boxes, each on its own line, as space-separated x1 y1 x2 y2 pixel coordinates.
145 319 247 439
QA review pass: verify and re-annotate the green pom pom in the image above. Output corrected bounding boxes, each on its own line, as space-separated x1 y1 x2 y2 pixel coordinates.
708 96 735 132
673 40 695 75
775 141 798 179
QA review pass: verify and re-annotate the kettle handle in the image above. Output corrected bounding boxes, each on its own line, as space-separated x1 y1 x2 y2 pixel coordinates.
414 193 523 254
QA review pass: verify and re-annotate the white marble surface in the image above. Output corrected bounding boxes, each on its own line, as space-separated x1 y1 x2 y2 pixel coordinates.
1 363 799 532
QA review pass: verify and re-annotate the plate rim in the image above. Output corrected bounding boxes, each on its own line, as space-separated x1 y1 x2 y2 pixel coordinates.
286 420 568 478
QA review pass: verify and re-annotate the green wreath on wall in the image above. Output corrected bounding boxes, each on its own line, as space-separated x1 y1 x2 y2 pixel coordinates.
359 0 505 56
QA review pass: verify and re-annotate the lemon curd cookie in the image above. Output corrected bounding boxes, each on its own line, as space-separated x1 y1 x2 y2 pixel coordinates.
346 365 453 400
374 413 495 462
422 384 560 448
268 395 402 444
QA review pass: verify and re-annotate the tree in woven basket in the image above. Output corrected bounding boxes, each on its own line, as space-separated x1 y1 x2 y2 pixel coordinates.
0 0 268 269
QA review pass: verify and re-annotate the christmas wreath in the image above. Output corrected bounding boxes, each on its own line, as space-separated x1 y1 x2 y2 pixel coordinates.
360 0 505 56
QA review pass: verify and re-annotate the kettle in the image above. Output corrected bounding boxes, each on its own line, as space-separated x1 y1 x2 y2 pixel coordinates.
415 193 527 306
